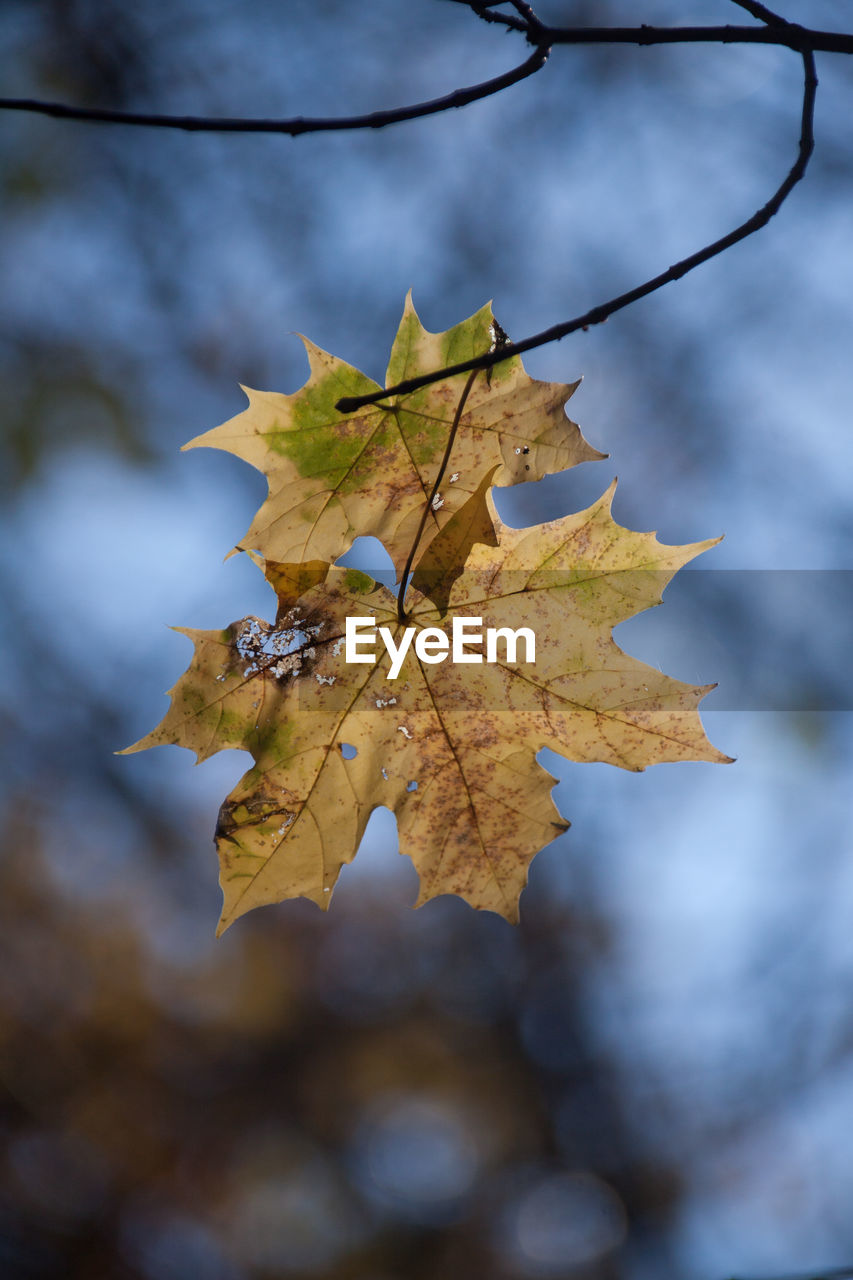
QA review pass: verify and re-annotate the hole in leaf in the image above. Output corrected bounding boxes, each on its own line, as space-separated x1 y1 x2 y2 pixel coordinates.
335 536 395 587
406 780 418 792
340 743 358 759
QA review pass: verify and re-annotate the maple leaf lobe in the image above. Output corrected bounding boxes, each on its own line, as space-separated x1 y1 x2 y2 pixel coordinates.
182 296 603 587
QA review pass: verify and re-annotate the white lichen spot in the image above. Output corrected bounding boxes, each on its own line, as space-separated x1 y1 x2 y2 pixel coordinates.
235 615 312 680
514 447 521 455
431 493 444 511
316 673 336 685
323 887 330 894
397 725 413 740
375 696 397 708
449 472 460 483
331 639 343 656
216 674 226 682
381 767 389 780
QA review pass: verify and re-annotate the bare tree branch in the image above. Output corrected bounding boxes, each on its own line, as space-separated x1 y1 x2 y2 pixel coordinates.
2 14 850 135
449 0 537 36
0 43 550 135
519 24 852 56
447 4 853 52
1 0 844 420
729 0 789 24
336 44 817 412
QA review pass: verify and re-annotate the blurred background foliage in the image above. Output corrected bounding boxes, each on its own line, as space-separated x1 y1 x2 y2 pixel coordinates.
1 1 853 1277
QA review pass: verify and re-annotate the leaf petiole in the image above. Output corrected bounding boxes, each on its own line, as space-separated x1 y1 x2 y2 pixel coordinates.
396 368 481 623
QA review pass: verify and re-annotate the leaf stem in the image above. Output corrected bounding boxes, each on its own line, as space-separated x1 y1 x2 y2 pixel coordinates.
396 369 480 623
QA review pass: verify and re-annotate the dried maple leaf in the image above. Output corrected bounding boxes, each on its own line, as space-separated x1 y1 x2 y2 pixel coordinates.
124 484 730 934
183 295 603 580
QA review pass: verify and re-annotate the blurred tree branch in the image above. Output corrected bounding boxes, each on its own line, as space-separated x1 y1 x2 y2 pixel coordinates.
727 1269 853 1280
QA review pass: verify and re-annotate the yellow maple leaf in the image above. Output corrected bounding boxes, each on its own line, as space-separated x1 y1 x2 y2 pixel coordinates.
124 484 730 934
184 295 603 579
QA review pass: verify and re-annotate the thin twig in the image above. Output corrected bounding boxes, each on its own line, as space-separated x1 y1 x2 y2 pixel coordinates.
3 3 842 419
450 0 538 36
0 45 549 135
448 6 853 54
522 25 852 56
3 18 850 133
337 47 817 412
729 0 790 26
450 3 852 53
396 369 480 623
